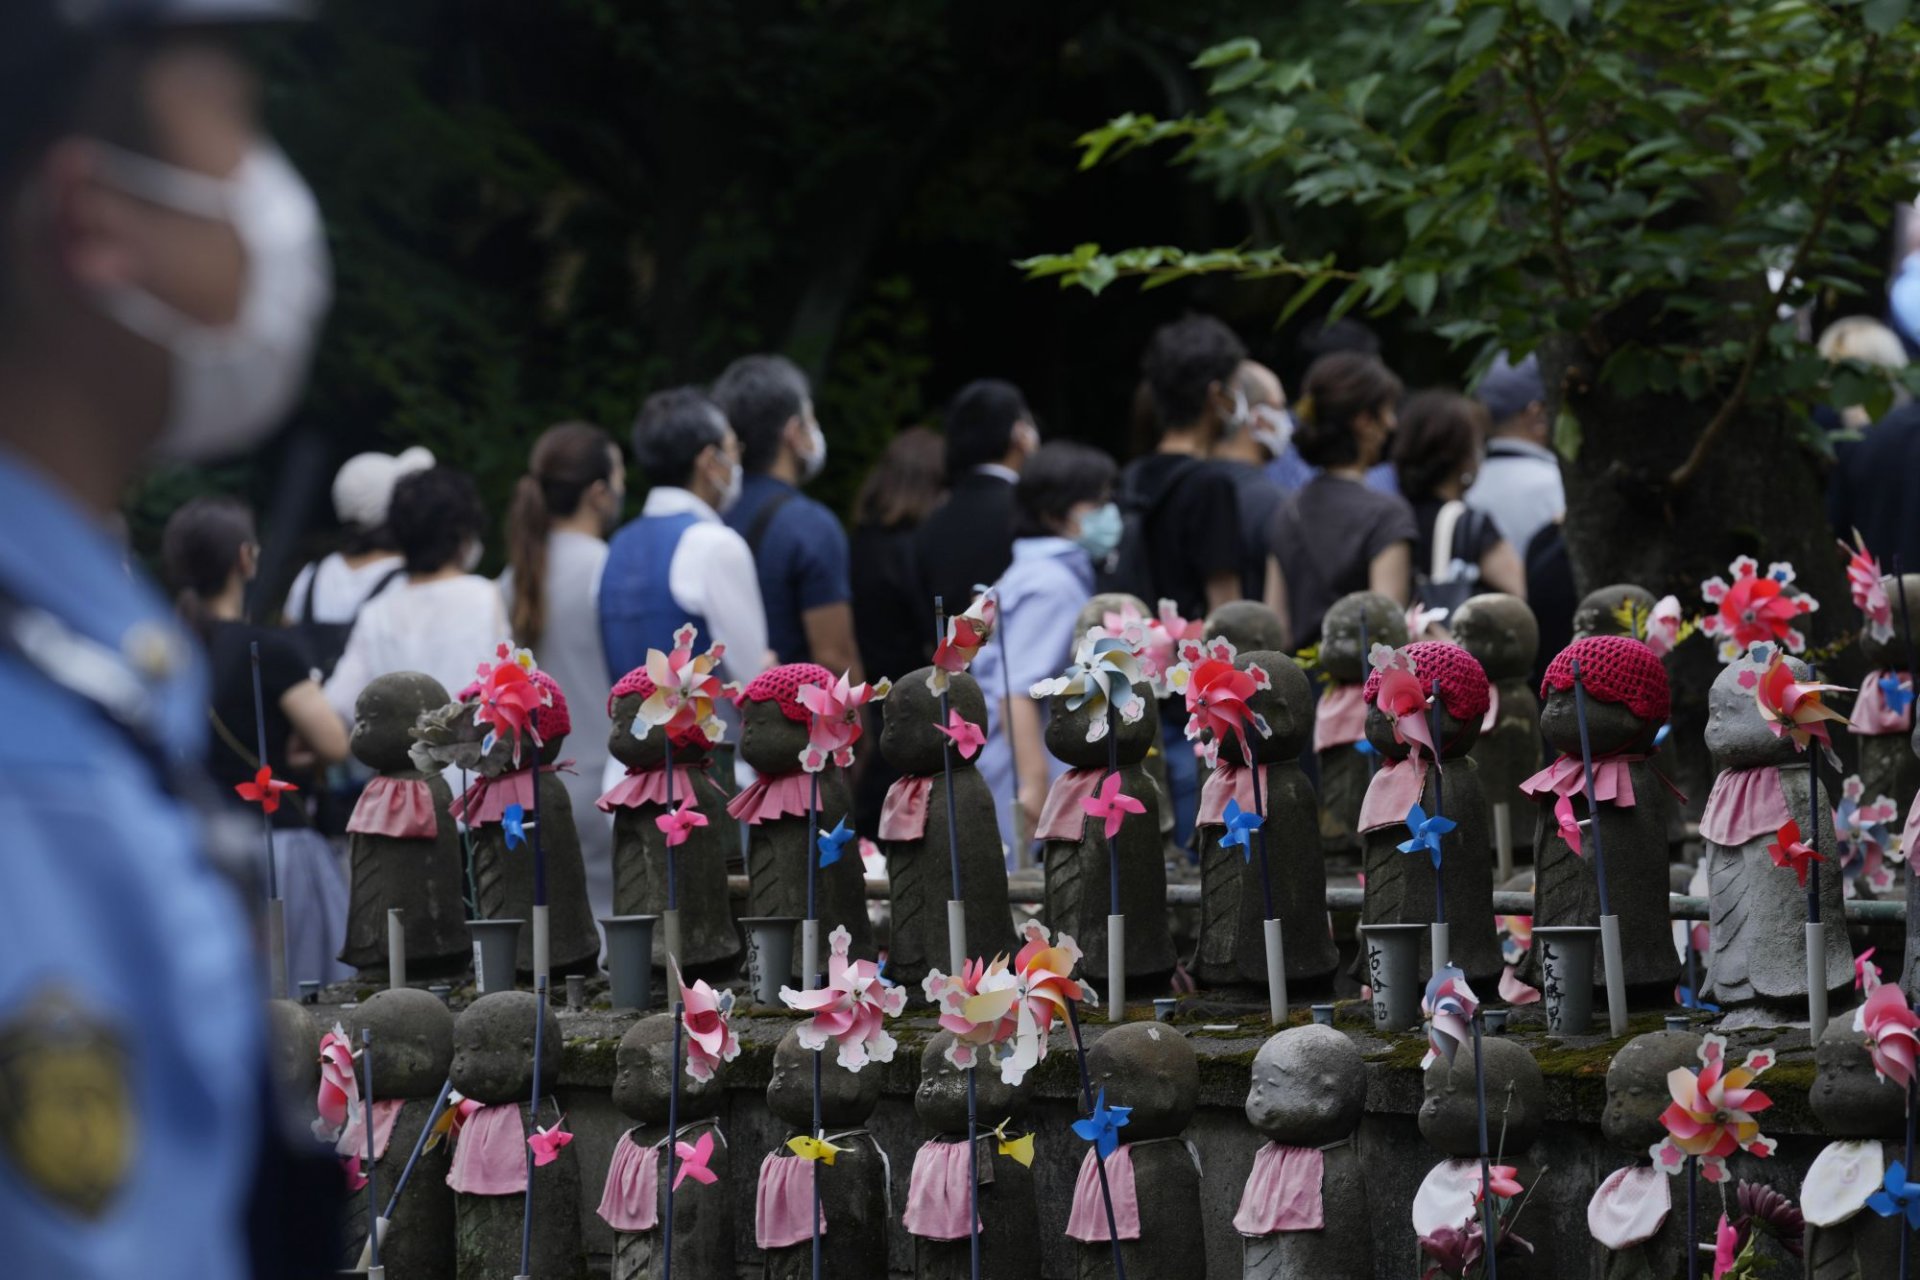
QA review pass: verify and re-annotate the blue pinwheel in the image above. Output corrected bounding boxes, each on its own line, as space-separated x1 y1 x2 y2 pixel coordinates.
1072 1086 1132 1160
502 803 533 850
1653 723 1672 749
1219 798 1264 861
816 816 855 868
1674 984 1720 1014
1867 1160 1920 1228
1881 672 1916 718
1353 738 1378 758
1397 803 1456 869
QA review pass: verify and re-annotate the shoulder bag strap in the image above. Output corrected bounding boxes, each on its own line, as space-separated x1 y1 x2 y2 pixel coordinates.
1431 500 1465 582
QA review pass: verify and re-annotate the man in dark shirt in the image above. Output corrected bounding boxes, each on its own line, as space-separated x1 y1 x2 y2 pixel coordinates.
1831 399 1920 575
916 378 1039 615
714 354 861 676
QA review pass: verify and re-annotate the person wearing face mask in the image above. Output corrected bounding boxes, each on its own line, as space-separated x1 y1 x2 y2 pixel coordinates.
500 422 626 923
712 353 861 679
323 465 509 723
969 443 1119 859
600 387 769 689
1212 359 1294 637
0 2 341 1271
915 378 1041 635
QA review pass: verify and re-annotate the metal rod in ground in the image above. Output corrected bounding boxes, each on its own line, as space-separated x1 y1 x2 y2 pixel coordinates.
1427 681 1447 930
967 1065 981 1280
361 1028 380 1272
1571 659 1629 1037
804 769 821 987
1358 615 1376 780
249 642 288 996
1808 744 1828 1043
1245 741 1286 1022
382 1077 453 1220
665 735 678 912
519 978 547 1278
1103 703 1125 1021
1063 997 1126 1280
531 745 549 987
1904 1071 1915 1280
811 1048 823 1280
665 999 683 1280
1471 1015 1495 1280
1687 1155 1698 1280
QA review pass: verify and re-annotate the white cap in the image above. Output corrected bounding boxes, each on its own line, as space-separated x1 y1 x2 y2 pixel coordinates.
331 446 435 529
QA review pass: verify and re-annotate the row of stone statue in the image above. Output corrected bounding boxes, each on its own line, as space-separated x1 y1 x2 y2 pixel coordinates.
274 984 1906 1280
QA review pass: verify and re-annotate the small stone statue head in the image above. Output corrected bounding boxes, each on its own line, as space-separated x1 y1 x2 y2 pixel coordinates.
1862 574 1920 669
1238 651 1314 763
353 672 453 774
1363 641 1489 763
1705 649 1804 771
1419 1038 1545 1159
1086 1023 1198 1142
915 1032 1028 1134
346 988 456 1100
607 668 716 771
1451 595 1540 685
1573 585 1658 641
1043 679 1160 771
266 999 318 1103
738 663 837 777
1205 602 1288 656
409 697 489 774
1074 594 1154 643
1321 592 1409 683
460 671 573 777
612 1012 725 1125
449 991 562 1106
1245 1025 1365 1148
1813 1014 1906 1139
1538 636 1669 757
1601 1029 1702 1154
767 1025 881 1130
882 668 988 776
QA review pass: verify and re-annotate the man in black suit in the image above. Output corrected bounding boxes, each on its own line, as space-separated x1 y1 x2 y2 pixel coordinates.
1831 398 1920 575
916 379 1040 616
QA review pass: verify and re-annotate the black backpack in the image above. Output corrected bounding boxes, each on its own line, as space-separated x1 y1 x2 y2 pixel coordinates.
1099 456 1202 601
289 561 404 680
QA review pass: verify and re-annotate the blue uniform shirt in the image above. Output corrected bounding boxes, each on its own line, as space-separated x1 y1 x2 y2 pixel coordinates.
724 474 852 666
0 450 260 1279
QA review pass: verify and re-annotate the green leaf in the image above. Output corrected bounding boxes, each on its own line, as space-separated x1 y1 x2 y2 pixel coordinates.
1347 73 1384 117
1864 0 1911 36
1276 273 1336 326
1535 0 1575 33
1404 270 1439 316
1194 37 1261 69
1456 7 1504 62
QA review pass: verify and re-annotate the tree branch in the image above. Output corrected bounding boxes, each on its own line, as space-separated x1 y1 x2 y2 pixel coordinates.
1514 37 1585 306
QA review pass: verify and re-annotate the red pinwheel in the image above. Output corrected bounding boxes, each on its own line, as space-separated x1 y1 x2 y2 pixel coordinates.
313 1024 356 1143
1746 648 1849 753
528 1118 573 1166
673 1131 718 1189
1766 819 1824 888
1841 530 1895 645
936 709 986 760
1699 557 1816 663
236 764 298 815
930 589 998 693
1651 1033 1777 1184
471 643 551 764
1367 644 1440 761
1855 983 1920 1092
673 959 741 1082
1081 772 1145 840
1474 1165 1523 1204
654 796 707 848
1169 636 1272 767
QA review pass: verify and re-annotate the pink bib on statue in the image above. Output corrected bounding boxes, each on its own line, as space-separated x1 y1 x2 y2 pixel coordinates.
755 1153 826 1249
1065 1146 1141 1242
1699 766 1791 847
347 777 438 838
879 776 934 842
449 762 573 826
1586 1165 1671 1249
1314 684 1368 752
1035 768 1111 843
336 1097 404 1164
446 1103 528 1196
1197 762 1269 829
1357 756 1429 834
596 1130 660 1232
596 765 699 813
902 1138 982 1241
725 773 815 827
1232 1142 1324 1236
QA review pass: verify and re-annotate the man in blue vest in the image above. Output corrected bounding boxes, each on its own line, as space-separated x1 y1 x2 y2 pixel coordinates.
601 387 770 688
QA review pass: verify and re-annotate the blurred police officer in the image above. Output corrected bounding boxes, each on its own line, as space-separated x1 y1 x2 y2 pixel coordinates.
0 1 334 1275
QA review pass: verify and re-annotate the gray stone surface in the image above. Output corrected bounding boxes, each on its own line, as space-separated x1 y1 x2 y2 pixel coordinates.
912 1032 1041 1280
1076 1024 1204 1279
605 1016 733 1280
1454 594 1543 816
761 1026 890 1280
1240 1025 1370 1280
1572 586 1657 641
1805 1018 1904 1279
1594 1030 1702 1280
1204 602 1288 655
452 990 562 1104
339 998 456 1280
1317 592 1409 852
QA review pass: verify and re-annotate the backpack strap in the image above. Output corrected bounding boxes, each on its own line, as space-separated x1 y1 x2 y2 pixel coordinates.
746 491 798 557
299 558 322 624
1431 500 1466 583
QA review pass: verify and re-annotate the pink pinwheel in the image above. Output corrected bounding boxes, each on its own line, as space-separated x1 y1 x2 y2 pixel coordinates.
796 671 892 772
999 921 1095 1085
1553 795 1584 856
471 643 552 764
922 921 1094 1086
314 1024 356 1143
929 590 997 693
1713 1213 1739 1278
1474 1164 1523 1204
529 1118 573 1166
1857 947 1884 994
236 764 298 815
1854 983 1920 1092
673 1131 719 1189
1169 636 1273 767
1651 1034 1777 1184
923 955 1020 1071
639 624 736 745
655 796 707 848
1747 648 1849 753
779 925 907 1071
936 709 986 760
1842 531 1895 645
1643 595 1688 656
1421 966 1478 1070
1699 557 1817 663
673 959 740 1083
1367 644 1439 761
1081 771 1146 840
341 1154 367 1192
1766 819 1824 889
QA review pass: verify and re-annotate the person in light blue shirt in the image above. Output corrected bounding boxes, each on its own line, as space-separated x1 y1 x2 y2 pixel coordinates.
971 443 1121 863
0 4 339 1274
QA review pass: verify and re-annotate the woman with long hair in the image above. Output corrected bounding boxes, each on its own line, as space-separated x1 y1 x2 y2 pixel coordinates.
501 422 624 925
163 496 353 985
1391 390 1526 607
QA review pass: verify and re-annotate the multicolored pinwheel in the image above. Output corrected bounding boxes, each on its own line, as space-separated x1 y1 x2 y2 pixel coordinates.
1072 1087 1131 1160
929 589 998 694
1029 631 1148 743
1367 644 1440 761
921 920 1094 1086
797 671 891 772
1421 966 1478 1070
1744 646 1849 753
1835 775 1903 895
471 643 552 764
674 959 740 1083
779 924 907 1071
1699 557 1816 663
1842 530 1895 645
1854 983 1920 1092
637 624 736 746
1650 1034 1777 1184
1766 819 1823 888
1168 636 1273 766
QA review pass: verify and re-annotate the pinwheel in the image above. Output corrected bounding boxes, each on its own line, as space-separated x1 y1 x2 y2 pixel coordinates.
1168 635 1272 766
787 1134 848 1165
1699 557 1817 663
655 796 707 848
1218 798 1264 860
1836 777 1903 894
797 671 891 772
1368 644 1440 761
1868 1161 1920 1229
1713 1213 1739 1279
471 643 552 763
923 921 1094 1086
1421 966 1478 1070
1857 947 1884 994
1855 983 1920 1091
1675 985 1720 1014
1081 772 1145 840
1474 1165 1523 1204
1072 1087 1131 1160
1553 795 1584 856
1842 531 1896 645
778 925 908 1071
314 1024 356 1143
929 589 998 693
501 803 531 850
673 959 740 1083
673 1131 718 1189
1399 803 1457 870
989 1117 1034 1167
922 956 1018 1071
815 816 856 868
936 710 986 760
1498 914 1533 966
1766 819 1824 888
1645 595 1692 656
1650 1034 1777 1184
1880 672 1917 718
425 1092 481 1153
637 623 736 745
236 764 298 815
1746 647 1849 753
1029 632 1147 743
528 1119 573 1166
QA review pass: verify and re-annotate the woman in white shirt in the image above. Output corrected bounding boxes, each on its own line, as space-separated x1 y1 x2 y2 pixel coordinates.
327 465 511 723
285 446 434 625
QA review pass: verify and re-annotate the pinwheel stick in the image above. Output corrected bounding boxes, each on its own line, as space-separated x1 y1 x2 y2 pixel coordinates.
1425 683 1449 976
531 743 550 987
1063 997 1127 1280
459 767 482 920
1904 1071 1915 1280
935 597 968 974
1358 616 1376 780
1898 554 1919 688
811 1046 823 1280
1103 702 1125 1023
1243 738 1287 1026
1570 659 1629 1038
663 735 682 969
1807 738 1827 1044
519 977 547 1280
1686 1155 1698 1280
967 1064 982 1280
361 1029 381 1277
665 999 683 1280
357 1077 455 1270
1470 1014 1496 1280
250 642 288 999
804 765 821 989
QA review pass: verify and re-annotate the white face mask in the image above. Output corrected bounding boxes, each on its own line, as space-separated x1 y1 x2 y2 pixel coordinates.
1250 404 1295 460
462 539 484 573
1226 387 1251 434
799 420 827 483
716 456 744 513
89 141 332 463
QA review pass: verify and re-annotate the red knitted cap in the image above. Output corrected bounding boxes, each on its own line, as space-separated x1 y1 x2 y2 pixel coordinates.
742 662 837 723
455 669 571 740
1541 636 1670 723
608 667 656 715
1362 641 1491 723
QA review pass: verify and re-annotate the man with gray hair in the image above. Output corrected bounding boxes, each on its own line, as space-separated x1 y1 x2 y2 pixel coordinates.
1465 350 1564 558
